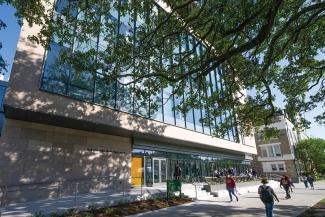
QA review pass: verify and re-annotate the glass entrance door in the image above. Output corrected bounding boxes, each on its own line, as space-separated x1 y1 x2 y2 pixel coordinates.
153 158 167 186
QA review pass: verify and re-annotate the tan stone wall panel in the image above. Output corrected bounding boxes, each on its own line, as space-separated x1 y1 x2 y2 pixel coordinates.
23 162 52 174
0 161 24 173
31 123 55 132
0 149 21 162
52 142 74 154
91 132 110 140
46 132 68 143
87 137 106 147
0 137 29 150
28 140 53 151
54 126 75 135
0 118 131 193
109 135 132 143
4 119 32 128
20 128 47 141
67 134 87 146
74 129 93 137
22 150 53 162
53 151 73 164
2 126 22 138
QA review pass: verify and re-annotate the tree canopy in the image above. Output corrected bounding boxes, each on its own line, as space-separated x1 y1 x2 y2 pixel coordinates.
296 138 325 174
0 17 8 73
1 0 325 139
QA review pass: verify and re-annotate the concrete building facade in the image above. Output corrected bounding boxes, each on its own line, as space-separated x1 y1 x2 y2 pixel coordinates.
0 0 257 202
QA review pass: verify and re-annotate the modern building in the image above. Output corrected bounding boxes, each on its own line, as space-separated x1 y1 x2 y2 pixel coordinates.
251 110 308 182
0 0 256 201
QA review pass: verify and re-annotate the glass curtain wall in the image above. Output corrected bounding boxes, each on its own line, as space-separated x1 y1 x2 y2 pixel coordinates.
132 149 249 186
41 0 238 142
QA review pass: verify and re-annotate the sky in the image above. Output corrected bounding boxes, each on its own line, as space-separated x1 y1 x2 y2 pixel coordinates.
0 3 324 140
0 3 20 81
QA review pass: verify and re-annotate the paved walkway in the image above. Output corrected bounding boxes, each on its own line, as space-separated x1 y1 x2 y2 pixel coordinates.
130 180 325 217
1 180 325 217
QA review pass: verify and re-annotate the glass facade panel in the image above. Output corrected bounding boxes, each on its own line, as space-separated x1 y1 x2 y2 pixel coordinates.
94 75 116 108
175 96 186 128
133 148 248 185
41 0 239 143
163 86 175 125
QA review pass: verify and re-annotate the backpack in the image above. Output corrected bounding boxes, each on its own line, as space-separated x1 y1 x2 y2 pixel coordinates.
260 186 273 203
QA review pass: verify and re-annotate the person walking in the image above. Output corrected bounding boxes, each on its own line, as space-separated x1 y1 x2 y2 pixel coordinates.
226 170 238 202
258 178 279 217
302 175 309 188
174 164 182 180
252 169 257 180
280 174 295 199
307 175 314 189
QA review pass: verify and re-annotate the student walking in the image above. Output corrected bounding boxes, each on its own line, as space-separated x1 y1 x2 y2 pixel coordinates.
174 164 182 180
226 170 238 202
307 175 314 189
258 178 279 217
280 174 295 199
302 175 309 188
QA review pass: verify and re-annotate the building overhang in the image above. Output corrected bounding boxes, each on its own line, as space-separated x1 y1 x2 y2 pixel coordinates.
4 105 253 160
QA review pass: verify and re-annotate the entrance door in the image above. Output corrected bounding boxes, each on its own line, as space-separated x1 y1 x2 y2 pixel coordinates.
153 158 167 186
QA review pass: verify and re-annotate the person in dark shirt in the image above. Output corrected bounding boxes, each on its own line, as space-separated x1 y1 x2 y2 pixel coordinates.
174 164 182 180
307 175 314 189
252 169 257 179
280 174 295 199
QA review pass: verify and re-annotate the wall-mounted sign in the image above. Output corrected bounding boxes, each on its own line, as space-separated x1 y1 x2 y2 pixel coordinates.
87 148 125 155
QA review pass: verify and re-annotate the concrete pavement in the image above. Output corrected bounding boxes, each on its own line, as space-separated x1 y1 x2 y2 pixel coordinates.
129 180 325 217
1 180 324 217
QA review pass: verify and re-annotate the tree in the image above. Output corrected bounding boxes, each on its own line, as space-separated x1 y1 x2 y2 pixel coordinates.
2 0 325 138
0 17 8 73
296 138 325 173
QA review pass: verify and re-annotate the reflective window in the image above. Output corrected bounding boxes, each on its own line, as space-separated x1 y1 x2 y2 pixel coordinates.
41 0 239 143
163 86 175 125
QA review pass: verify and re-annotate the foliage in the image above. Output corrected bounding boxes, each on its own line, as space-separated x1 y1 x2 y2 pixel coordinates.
49 211 61 217
0 17 8 73
2 0 325 138
86 202 98 212
66 207 78 217
296 138 325 173
29 211 45 217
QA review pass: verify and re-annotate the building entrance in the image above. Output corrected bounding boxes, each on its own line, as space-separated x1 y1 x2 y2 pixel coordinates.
153 158 167 186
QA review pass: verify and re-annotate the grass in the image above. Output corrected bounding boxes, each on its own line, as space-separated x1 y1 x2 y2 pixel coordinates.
297 197 325 217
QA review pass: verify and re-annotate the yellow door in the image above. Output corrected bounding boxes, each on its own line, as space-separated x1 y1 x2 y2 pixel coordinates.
131 157 143 186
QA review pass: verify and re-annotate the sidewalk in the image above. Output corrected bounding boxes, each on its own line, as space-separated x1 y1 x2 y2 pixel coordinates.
1 180 324 217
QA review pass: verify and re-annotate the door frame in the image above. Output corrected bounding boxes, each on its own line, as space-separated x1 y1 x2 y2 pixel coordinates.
152 158 167 186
